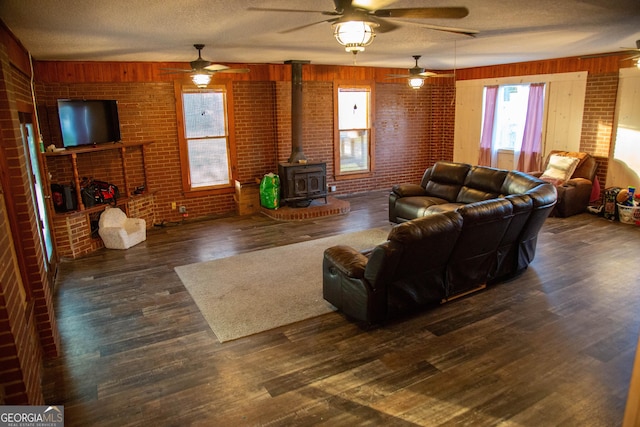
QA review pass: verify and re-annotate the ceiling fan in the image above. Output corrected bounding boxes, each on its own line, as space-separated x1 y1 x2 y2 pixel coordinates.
387 55 455 80
580 40 640 65
161 44 249 86
248 0 478 37
387 55 454 89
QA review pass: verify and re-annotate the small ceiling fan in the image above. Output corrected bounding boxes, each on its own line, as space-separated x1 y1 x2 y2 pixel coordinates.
580 40 640 64
387 55 455 79
161 44 250 77
248 0 478 37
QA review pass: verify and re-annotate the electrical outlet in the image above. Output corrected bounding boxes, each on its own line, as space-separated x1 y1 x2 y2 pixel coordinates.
171 202 177 210
179 205 187 214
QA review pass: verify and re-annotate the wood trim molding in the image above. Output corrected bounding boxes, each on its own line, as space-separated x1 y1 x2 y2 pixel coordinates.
623 330 640 427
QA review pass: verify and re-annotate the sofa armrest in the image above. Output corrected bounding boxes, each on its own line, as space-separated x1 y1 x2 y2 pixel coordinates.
555 178 593 217
323 245 368 279
563 177 591 187
391 183 427 198
323 244 388 322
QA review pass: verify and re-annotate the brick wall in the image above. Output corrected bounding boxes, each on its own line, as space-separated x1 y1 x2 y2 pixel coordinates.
0 194 44 405
429 84 457 163
34 76 453 220
127 193 156 227
580 72 619 186
0 39 57 404
233 81 278 182
375 83 433 186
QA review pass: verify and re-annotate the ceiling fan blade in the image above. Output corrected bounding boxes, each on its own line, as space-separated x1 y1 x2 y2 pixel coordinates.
247 6 329 14
334 0 354 14
580 51 635 59
387 72 454 79
279 18 337 34
420 72 455 78
397 21 479 37
373 7 469 19
204 64 231 71
201 63 250 73
216 68 251 74
372 17 399 33
159 68 193 74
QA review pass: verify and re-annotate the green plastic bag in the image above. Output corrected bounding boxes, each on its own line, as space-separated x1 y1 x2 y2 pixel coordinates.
260 173 280 209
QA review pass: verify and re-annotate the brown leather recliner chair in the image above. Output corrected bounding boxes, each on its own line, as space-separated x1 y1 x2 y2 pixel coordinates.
322 211 463 323
533 151 597 217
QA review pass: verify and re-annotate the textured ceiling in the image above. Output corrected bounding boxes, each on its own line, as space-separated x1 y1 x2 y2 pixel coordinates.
1 0 639 70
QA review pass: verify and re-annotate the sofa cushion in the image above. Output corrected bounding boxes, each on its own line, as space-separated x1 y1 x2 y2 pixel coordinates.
393 196 449 220
423 161 471 202
425 203 465 214
457 166 508 203
501 171 548 202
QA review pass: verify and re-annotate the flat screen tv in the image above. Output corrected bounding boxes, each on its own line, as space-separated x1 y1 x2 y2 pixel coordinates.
57 99 121 148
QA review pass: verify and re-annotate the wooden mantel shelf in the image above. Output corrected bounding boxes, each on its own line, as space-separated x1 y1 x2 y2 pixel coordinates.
42 140 153 157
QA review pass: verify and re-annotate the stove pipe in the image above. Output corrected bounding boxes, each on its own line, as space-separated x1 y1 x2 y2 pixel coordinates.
285 60 310 163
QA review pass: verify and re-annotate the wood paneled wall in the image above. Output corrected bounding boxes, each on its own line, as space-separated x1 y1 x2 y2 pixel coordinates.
33 61 419 84
455 55 630 80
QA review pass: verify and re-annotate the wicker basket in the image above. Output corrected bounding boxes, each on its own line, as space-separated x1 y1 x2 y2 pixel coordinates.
617 203 640 224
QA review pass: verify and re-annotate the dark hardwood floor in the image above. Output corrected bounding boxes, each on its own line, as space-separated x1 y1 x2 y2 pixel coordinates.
43 190 640 426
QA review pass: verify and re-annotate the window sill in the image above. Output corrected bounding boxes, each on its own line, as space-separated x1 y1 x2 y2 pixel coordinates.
183 186 235 198
334 171 372 181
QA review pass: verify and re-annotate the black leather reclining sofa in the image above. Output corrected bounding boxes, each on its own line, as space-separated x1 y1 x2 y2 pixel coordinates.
322 161 557 323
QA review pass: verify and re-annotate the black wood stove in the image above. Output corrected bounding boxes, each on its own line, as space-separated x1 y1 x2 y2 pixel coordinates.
279 162 327 206
279 60 327 206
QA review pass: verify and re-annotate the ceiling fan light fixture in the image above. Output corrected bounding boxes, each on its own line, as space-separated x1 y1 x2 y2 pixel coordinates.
332 19 378 53
408 77 425 89
191 73 211 88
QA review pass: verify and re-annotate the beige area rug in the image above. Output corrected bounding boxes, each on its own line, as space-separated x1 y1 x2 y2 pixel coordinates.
175 227 390 343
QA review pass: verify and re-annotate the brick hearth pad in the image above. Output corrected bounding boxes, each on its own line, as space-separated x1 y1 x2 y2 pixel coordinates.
260 196 350 221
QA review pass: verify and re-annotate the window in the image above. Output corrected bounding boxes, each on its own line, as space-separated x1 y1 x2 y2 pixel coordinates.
479 82 546 172
485 84 531 151
334 83 374 177
175 82 236 194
